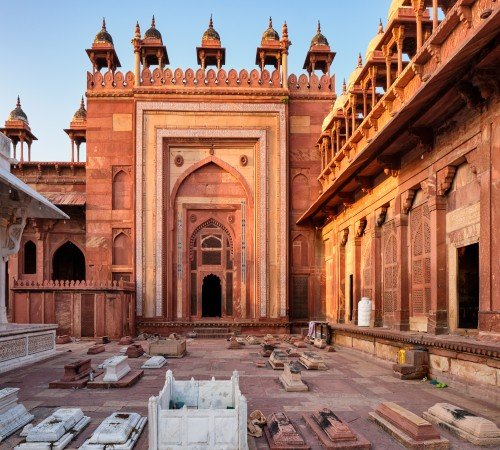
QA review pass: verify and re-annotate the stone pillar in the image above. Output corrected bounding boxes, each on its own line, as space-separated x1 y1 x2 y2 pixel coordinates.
71 138 75 163
338 240 346 323
0 254 7 323
427 189 448 334
352 235 362 325
282 51 288 90
27 143 31 162
394 212 410 331
432 0 439 31
371 222 383 326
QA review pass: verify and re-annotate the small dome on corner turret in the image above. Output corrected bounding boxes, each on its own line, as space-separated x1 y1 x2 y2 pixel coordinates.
144 15 162 40
202 14 220 42
310 21 329 48
8 96 28 123
73 97 87 121
262 17 280 41
94 18 114 45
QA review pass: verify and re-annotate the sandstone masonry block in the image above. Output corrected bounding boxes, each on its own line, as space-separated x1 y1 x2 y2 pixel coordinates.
450 359 496 386
430 354 450 373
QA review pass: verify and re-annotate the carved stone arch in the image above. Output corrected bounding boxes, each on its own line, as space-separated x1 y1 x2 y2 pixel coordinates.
170 155 254 208
189 218 234 259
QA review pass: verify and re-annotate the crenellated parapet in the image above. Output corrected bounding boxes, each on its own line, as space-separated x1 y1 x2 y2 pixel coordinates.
87 67 334 98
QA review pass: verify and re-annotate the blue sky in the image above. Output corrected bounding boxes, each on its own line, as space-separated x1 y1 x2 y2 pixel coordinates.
0 0 392 161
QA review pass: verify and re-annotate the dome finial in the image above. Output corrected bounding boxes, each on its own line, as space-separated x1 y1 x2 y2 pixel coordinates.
151 15 156 28
357 53 363 67
80 96 85 108
102 17 106 30
342 78 346 94
378 18 384 33
209 13 213 28
135 21 141 38
16 96 21 108
269 17 273 28
317 20 321 33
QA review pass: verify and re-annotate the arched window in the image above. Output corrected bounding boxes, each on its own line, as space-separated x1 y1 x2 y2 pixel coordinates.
112 170 131 210
52 242 86 281
24 241 36 274
113 232 132 266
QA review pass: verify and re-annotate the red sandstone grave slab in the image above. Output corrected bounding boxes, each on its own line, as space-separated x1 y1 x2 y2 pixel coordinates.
87 344 105 354
49 358 103 389
369 402 449 449
125 344 145 358
264 412 310 449
119 335 134 345
87 369 144 389
304 409 371 449
55 335 72 344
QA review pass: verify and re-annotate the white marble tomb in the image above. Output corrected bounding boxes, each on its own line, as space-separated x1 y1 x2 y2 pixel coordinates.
102 356 131 382
0 388 34 442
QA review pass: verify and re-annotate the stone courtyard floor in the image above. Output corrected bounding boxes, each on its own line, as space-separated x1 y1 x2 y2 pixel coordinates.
1 338 499 449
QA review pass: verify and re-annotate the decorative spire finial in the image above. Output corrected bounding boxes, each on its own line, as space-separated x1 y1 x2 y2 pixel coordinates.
317 20 321 33
80 96 85 109
282 21 288 39
209 13 213 28
342 79 346 94
102 18 106 30
357 53 363 67
151 15 156 28
16 96 21 108
378 18 384 33
135 21 141 38
269 17 273 28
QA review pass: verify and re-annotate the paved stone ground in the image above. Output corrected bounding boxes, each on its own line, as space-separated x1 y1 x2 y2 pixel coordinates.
1 338 499 449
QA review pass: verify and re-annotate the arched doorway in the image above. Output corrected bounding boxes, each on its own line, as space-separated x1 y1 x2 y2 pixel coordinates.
202 274 222 317
52 242 86 281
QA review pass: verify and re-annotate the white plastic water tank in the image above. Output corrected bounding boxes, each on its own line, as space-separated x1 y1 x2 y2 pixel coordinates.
357 297 372 327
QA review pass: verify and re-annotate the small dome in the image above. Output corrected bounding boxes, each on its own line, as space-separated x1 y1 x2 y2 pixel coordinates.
347 54 363 89
144 15 162 40
310 21 329 48
8 96 28 123
365 19 384 60
262 17 279 41
73 97 87 121
202 15 220 42
388 0 405 21
94 18 113 45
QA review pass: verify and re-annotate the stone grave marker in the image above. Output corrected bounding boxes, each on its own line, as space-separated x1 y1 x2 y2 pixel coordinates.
393 347 428 380
119 336 134 345
269 350 289 369
79 411 147 449
49 358 102 389
304 408 371 449
148 336 186 357
264 412 310 449
125 344 145 358
369 402 449 449
299 351 327 370
279 362 308 392
227 336 242 349
260 343 276 357
88 355 143 388
141 356 167 369
16 408 90 450
87 344 105 355
423 402 500 446
0 388 34 442
55 335 71 344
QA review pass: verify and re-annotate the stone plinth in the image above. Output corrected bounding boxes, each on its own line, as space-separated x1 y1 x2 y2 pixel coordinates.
49 359 102 389
269 350 289 370
0 324 56 375
87 370 143 389
142 356 167 369
264 412 309 449
125 344 145 358
299 351 327 370
15 408 90 449
304 408 371 449
102 356 131 382
423 403 500 446
79 412 147 450
279 362 308 392
369 402 449 449
119 336 134 345
0 388 34 442
227 337 242 349
55 335 71 344
87 344 105 355
393 348 429 380
148 337 186 358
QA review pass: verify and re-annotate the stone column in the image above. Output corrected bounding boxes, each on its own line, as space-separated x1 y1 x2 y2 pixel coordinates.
394 212 410 331
352 235 362 325
0 254 7 323
371 221 383 326
427 187 448 334
432 0 439 31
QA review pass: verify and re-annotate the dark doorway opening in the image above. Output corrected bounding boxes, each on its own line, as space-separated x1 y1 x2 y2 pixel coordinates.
202 274 222 317
348 274 354 322
457 243 479 329
52 242 86 281
24 241 37 274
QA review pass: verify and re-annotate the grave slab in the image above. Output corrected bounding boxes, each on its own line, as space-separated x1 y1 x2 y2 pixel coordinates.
15 408 90 450
304 408 370 449
264 412 309 449
369 402 449 449
87 370 144 389
279 362 308 392
0 388 34 442
260 343 276 357
102 356 131 382
147 337 186 357
423 402 500 446
227 336 243 349
79 412 147 450
269 350 289 370
49 359 103 389
299 351 327 370
87 345 105 355
314 338 327 349
125 344 145 358
55 335 71 344
119 336 134 345
141 356 167 369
